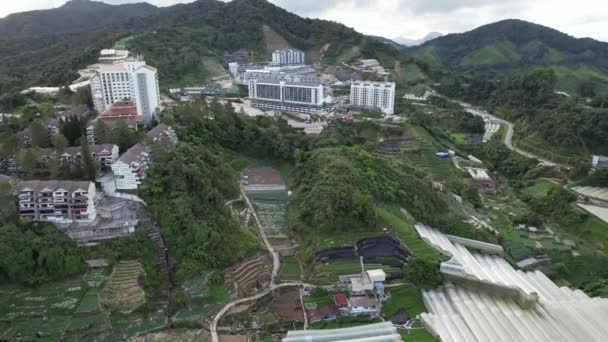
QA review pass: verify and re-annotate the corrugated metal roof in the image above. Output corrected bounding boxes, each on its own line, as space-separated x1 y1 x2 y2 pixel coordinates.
283 322 402 342
416 224 608 342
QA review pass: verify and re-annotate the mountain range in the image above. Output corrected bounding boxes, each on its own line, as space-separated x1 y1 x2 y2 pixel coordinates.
393 32 443 47
1 0 608 97
408 19 608 93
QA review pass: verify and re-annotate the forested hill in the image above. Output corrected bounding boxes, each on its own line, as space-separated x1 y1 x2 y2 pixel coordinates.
0 0 400 97
0 0 158 39
409 19 608 93
0 0 159 94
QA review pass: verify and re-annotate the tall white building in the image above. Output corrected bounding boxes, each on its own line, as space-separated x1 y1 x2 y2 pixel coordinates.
271 48 305 67
90 56 160 124
247 72 324 114
350 81 396 116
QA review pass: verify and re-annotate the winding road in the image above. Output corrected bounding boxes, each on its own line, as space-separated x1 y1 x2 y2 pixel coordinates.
210 187 309 342
461 103 560 167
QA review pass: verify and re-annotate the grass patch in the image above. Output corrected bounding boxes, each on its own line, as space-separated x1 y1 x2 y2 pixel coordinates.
376 206 444 261
279 256 301 282
309 317 383 330
522 180 557 200
382 283 426 317
449 133 468 145
399 326 437 342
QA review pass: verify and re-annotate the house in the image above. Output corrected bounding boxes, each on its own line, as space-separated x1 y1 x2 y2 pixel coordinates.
87 101 143 143
334 293 348 308
111 143 150 190
347 296 379 316
92 144 119 167
18 180 97 223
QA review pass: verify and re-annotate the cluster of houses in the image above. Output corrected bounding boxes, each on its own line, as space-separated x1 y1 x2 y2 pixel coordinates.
304 270 387 324
14 123 177 228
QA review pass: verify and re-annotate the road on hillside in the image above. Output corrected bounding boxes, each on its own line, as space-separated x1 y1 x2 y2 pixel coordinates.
461 104 560 167
210 188 324 342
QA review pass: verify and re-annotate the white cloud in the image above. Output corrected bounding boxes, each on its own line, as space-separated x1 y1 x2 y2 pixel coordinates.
1 0 607 41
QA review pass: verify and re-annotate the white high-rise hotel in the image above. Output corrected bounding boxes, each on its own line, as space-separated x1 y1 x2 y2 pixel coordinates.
350 81 396 116
247 72 324 114
271 48 305 67
90 56 160 123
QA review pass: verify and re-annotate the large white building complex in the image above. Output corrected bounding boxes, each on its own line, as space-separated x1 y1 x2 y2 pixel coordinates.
415 223 608 342
350 81 396 116
271 48 305 67
90 56 160 124
18 181 97 223
247 72 324 114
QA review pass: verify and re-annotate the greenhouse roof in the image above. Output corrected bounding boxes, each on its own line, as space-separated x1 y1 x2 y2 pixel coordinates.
283 322 402 342
416 224 608 342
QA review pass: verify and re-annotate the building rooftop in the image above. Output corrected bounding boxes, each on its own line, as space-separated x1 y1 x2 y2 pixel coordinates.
117 143 148 165
19 180 92 193
246 71 321 87
334 293 348 306
146 123 172 140
348 296 377 308
283 322 401 342
417 224 608 342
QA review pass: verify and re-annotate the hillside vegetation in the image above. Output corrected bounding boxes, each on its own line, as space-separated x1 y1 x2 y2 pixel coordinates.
410 19 608 93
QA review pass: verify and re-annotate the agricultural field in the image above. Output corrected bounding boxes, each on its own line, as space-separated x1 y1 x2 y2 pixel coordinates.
308 260 362 285
269 289 305 323
376 206 444 261
278 256 301 282
401 125 465 183
0 280 83 341
398 324 437 342
224 255 271 297
522 180 558 199
101 260 146 314
308 317 384 330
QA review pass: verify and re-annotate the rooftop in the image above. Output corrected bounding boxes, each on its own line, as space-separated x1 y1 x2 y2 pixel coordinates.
417 224 608 342
19 180 92 193
117 143 148 165
283 322 401 342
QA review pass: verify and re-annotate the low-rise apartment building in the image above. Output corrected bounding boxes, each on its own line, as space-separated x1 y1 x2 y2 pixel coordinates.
111 143 150 190
147 123 178 146
18 180 97 223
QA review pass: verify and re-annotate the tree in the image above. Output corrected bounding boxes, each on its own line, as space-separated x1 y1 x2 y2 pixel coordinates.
19 148 41 174
80 137 96 181
51 134 68 152
94 120 109 144
405 257 443 287
29 121 50 148
111 121 141 152
60 116 83 145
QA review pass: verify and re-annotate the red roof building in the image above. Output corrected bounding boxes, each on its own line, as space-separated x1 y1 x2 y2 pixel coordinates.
334 293 348 307
99 101 143 124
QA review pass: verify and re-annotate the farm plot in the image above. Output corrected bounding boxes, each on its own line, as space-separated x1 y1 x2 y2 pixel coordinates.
253 199 289 238
278 256 301 282
84 267 110 288
101 260 146 314
224 255 271 297
269 289 305 323
0 280 84 341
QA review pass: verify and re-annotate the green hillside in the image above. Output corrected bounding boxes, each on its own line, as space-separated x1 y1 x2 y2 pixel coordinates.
0 0 403 95
409 19 608 94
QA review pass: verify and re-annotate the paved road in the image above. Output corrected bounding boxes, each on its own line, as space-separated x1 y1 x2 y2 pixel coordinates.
461 104 560 167
210 188 282 342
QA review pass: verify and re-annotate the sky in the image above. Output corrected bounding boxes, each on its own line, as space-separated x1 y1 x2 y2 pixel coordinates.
2 0 607 41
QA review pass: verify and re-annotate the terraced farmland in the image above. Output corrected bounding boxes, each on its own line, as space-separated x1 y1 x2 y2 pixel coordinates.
0 280 84 340
225 255 271 296
101 260 146 314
